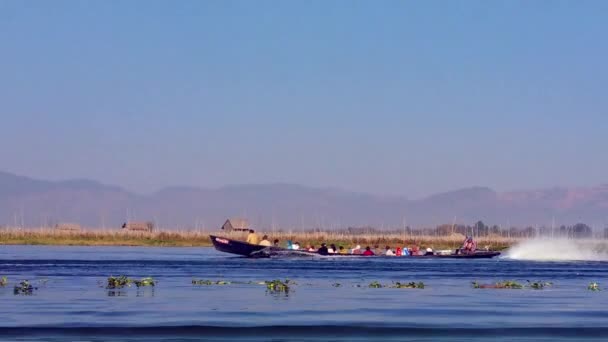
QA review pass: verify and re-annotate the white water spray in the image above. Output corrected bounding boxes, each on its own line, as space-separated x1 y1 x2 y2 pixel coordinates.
505 238 608 261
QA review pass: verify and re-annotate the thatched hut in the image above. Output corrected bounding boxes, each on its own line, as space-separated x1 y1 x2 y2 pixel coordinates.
55 223 81 231
122 221 154 232
221 218 250 232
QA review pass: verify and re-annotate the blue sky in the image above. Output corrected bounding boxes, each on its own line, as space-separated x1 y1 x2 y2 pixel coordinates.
1 0 607 198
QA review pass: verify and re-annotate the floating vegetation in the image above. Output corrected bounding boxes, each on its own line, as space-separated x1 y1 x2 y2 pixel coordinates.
133 277 156 288
192 279 232 286
588 282 601 291
472 280 553 290
264 279 293 294
472 281 523 289
106 276 133 289
392 282 425 289
332 283 342 287
14 280 37 295
368 281 384 288
105 276 156 289
527 281 552 290
0 276 7 287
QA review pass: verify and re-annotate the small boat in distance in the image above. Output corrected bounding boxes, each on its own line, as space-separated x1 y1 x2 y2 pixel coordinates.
209 235 501 259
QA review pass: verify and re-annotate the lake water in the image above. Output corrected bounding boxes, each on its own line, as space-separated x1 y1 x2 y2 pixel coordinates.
1 245 607 341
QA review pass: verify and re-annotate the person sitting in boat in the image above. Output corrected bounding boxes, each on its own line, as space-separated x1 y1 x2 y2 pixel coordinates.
318 243 329 255
308 245 315 252
292 241 300 250
287 240 293 249
259 235 271 246
273 239 280 247
362 246 375 256
246 230 259 245
411 245 420 256
328 244 337 254
461 237 477 254
351 245 362 254
385 246 395 256
338 246 347 254
402 247 410 256
424 247 434 256
395 247 402 256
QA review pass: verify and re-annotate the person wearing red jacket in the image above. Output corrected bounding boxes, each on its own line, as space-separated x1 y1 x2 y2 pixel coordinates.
362 246 375 256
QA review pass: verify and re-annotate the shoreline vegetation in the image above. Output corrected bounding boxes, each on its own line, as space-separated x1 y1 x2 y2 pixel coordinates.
0 228 516 250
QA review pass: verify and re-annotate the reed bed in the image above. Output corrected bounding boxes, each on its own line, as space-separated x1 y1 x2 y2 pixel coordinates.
0 227 517 249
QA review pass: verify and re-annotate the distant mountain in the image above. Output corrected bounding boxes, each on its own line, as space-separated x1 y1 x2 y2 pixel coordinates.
0 170 607 229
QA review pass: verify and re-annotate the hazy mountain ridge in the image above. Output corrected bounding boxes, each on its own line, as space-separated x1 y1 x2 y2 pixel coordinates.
0 171 606 229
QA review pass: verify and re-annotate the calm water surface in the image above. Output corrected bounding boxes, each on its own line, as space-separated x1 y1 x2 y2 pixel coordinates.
1 245 607 341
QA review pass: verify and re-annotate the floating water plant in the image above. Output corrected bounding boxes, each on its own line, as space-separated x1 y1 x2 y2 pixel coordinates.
105 276 156 289
264 279 293 293
133 277 156 287
0 277 7 287
392 282 425 289
106 276 133 289
526 281 552 290
14 280 37 295
192 279 232 286
368 281 384 288
332 283 342 287
472 281 523 289
588 282 601 291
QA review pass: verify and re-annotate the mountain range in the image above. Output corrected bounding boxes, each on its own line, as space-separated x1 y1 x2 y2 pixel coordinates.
0 171 607 229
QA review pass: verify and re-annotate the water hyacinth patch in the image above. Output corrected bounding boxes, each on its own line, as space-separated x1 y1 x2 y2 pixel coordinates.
392 282 425 289
368 281 384 288
472 281 523 289
106 276 133 289
588 282 601 291
264 279 293 294
0 277 7 287
527 281 552 290
192 279 232 285
133 277 156 288
14 280 37 295
106 276 156 289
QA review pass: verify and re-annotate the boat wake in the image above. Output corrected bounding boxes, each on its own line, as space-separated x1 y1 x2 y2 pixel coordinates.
504 238 608 261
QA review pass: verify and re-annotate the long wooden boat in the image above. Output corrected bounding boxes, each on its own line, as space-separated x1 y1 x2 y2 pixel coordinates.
210 235 501 259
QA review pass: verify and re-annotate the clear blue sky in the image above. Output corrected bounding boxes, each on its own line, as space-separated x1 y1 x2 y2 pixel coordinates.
1 0 607 198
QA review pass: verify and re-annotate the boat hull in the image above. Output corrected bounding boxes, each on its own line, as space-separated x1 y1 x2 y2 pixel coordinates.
210 235 501 259
210 235 267 256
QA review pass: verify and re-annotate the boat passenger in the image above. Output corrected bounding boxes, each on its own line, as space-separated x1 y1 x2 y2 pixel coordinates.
246 229 259 245
329 244 337 254
424 247 434 256
287 240 293 249
362 246 375 256
273 239 280 247
461 237 477 254
259 235 271 246
395 247 402 256
373 245 381 255
308 245 315 252
292 242 300 250
411 245 420 256
402 247 410 256
338 246 347 254
385 246 395 256
318 243 329 255
351 245 362 254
